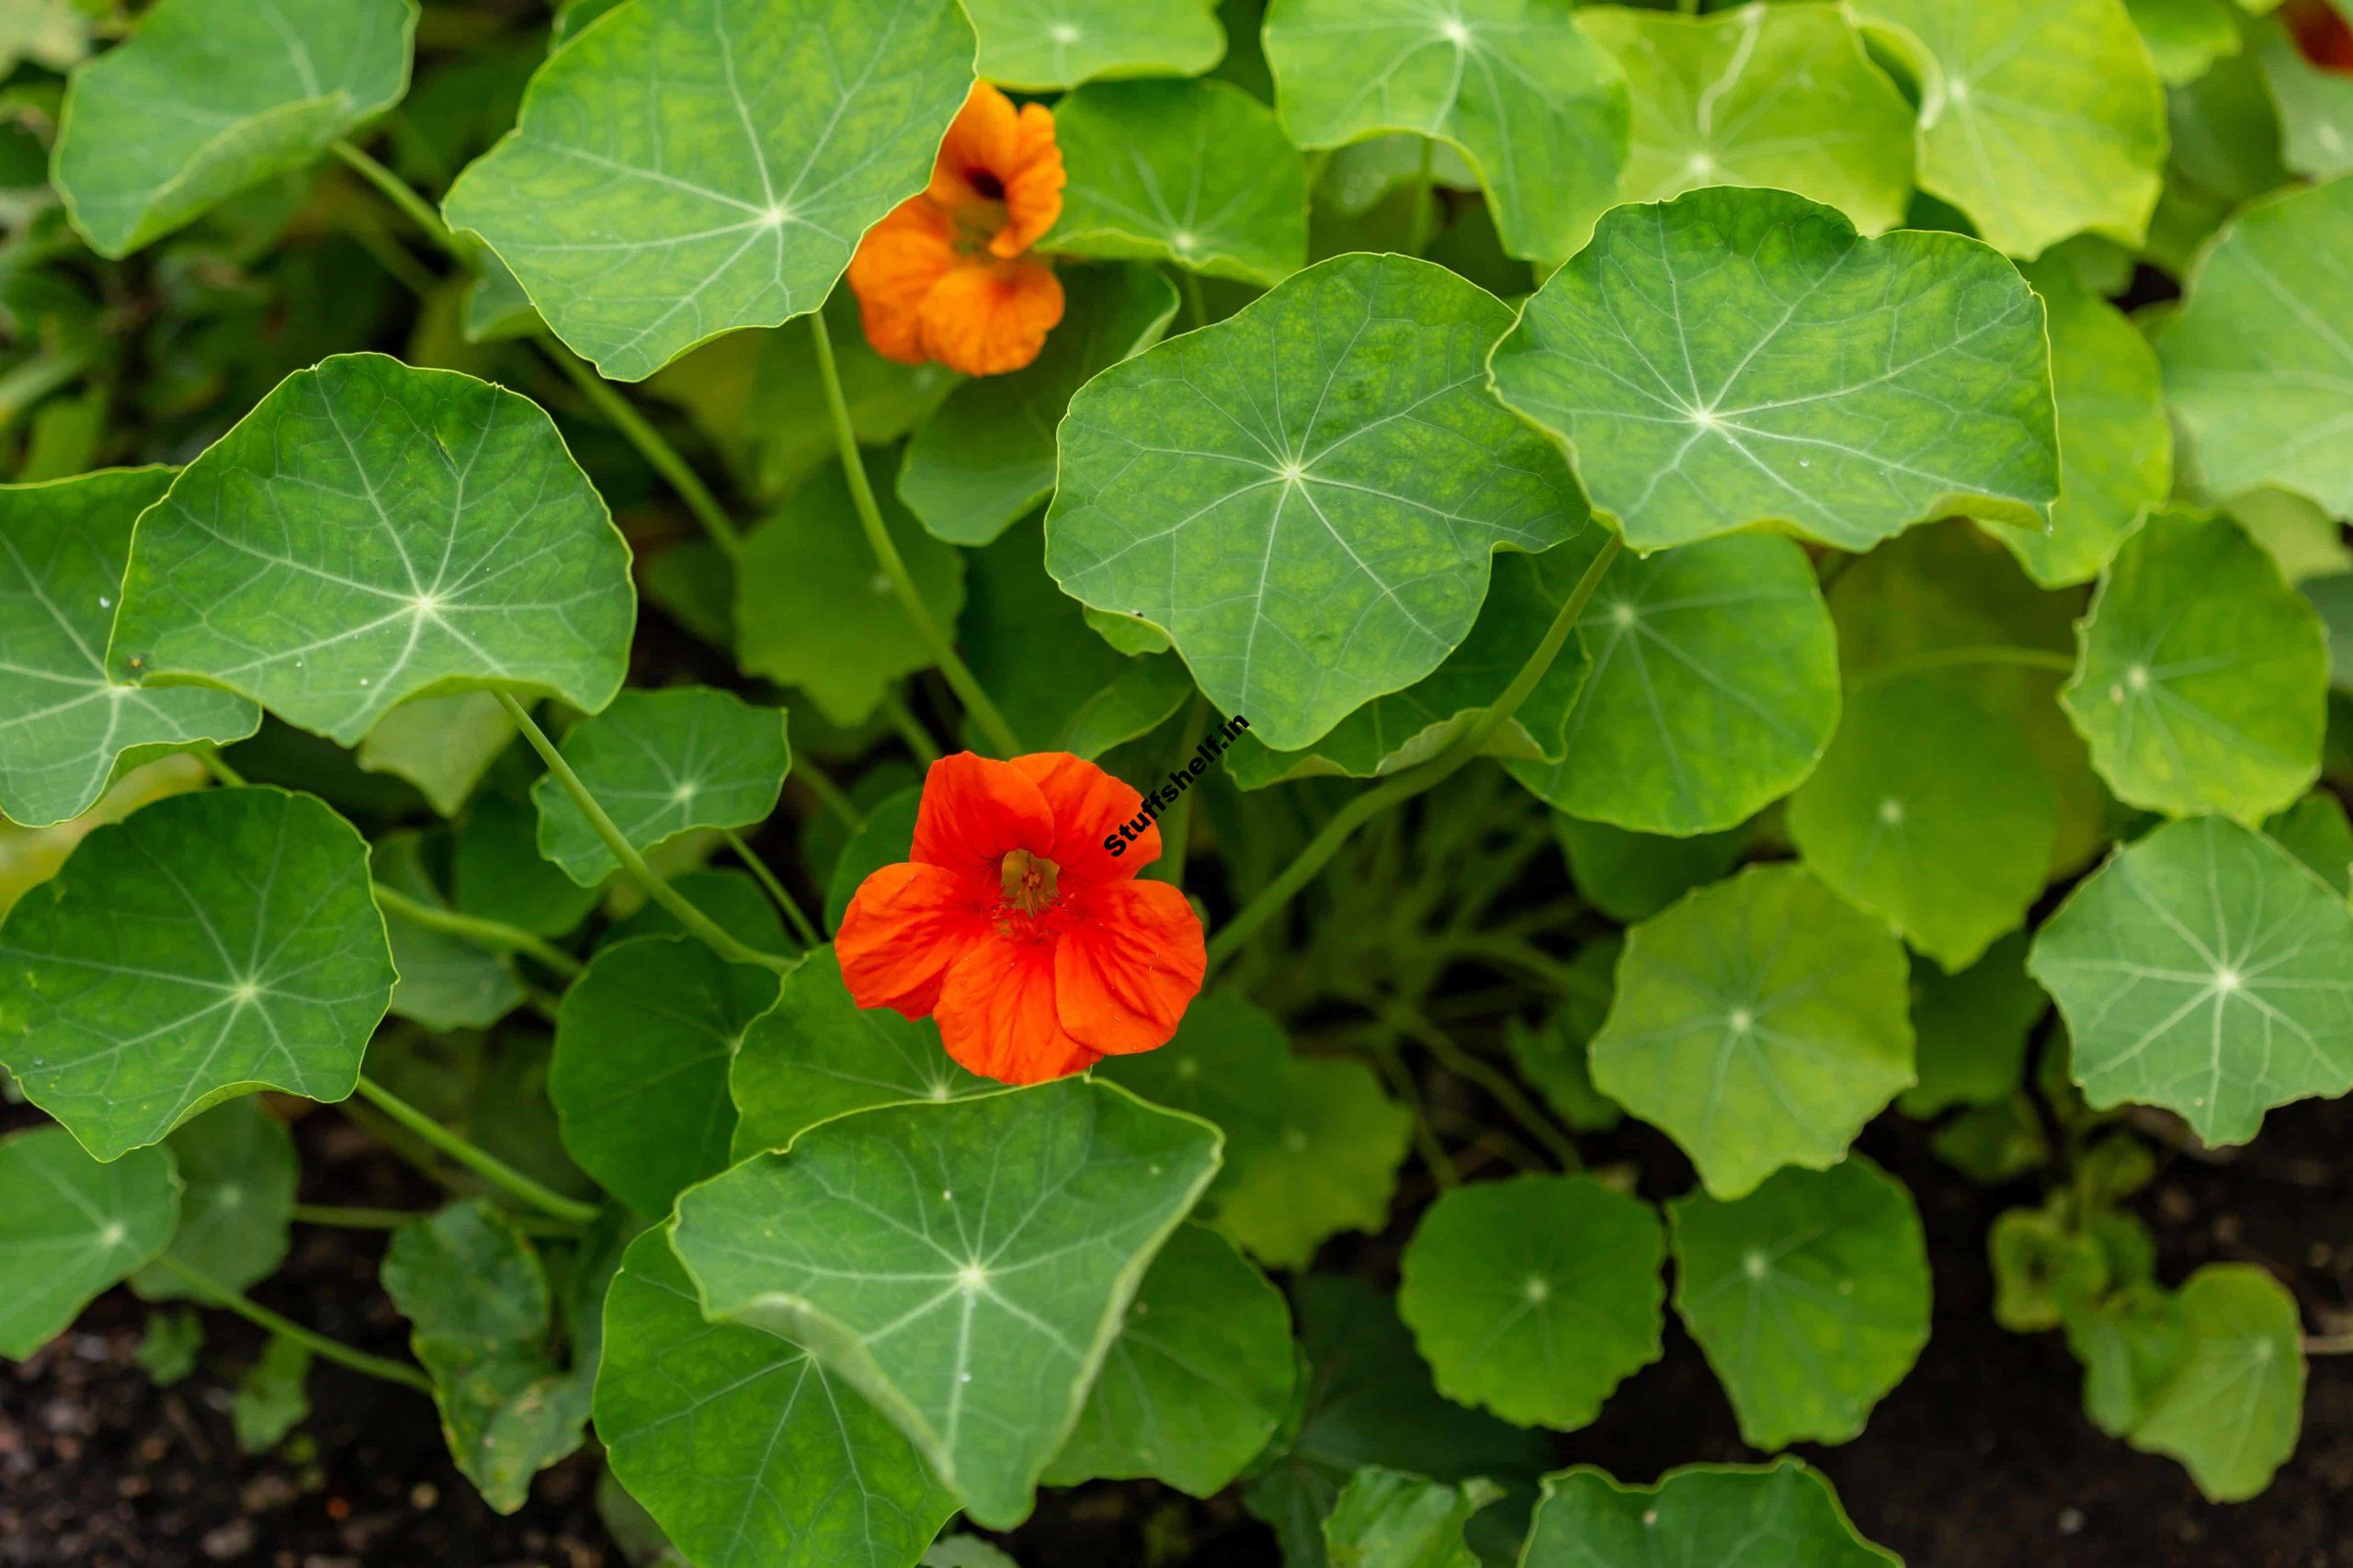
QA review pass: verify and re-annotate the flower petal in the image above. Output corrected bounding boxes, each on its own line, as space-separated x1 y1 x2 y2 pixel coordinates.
909 752 1056 882
917 258 1063 377
928 82 1024 212
1054 881 1206 1057
1010 751 1157 885
837 860 995 1017
992 100 1064 257
846 198 957 366
935 935 1098 1084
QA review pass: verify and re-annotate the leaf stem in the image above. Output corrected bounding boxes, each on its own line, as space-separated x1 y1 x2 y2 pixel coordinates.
1178 268 1211 331
1206 536 1623 971
352 1075 601 1226
1851 644 2075 686
495 693 792 975
536 334 744 561
807 308 1024 756
152 1254 433 1393
291 1202 578 1236
496 692 790 965
791 756 866 830
1151 695 1210 890
369 881 585 979
881 689 944 766
331 140 458 256
2305 1335 2353 1355
1405 135 1440 253
192 744 246 790
724 828 821 949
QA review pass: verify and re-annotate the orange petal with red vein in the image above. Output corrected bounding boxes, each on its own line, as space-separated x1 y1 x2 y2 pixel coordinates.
837 860 995 1018
1054 881 1206 1057
909 752 1056 883
1010 751 1156 884
917 258 1063 377
844 198 957 366
935 935 1100 1084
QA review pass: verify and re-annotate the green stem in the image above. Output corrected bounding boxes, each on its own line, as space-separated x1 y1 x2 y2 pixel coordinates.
1853 644 2075 686
1206 536 1623 971
369 881 584 979
725 829 822 949
153 1255 433 1393
353 1075 601 1226
538 334 744 561
1366 1041 1457 1191
1405 136 1440 253
496 693 791 975
291 1202 577 1236
192 744 246 789
332 139 458 256
2306 1335 2353 1355
1151 696 1210 890
1427 1033 1582 1170
808 309 1024 756
792 756 866 830
1178 268 1211 331
0 344 97 428
881 689 944 766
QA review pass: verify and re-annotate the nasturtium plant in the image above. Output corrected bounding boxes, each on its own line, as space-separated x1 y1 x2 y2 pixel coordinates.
9 1 2348 1558
1489 187 2059 553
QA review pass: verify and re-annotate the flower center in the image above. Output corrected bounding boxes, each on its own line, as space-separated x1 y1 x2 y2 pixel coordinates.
998 848 1060 916
964 166 1006 201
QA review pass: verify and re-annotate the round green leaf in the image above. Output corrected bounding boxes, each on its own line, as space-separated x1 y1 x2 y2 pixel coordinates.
1397 1174 1665 1430
1214 1053 1412 1270
0 470 257 828
1489 187 2058 553
1847 0 2166 257
382 1199 589 1512
2156 176 2353 513
1581 3 1915 233
52 0 416 257
2120 1263 2304 1503
1322 1467 1501 1568
0 787 396 1162
1991 259 2173 588
1506 534 1838 836
442 0 975 381
670 1078 1222 1529
2267 791 2353 894
2029 814 2353 1145
356 692 514 817
529 686 789 886
1522 1460 1897 1568
737 456 965 727
107 354 635 746
131 1098 296 1301
2062 511 2327 823
1262 0 1628 266
1789 674 2058 971
0 1126 177 1358
2129 0 2244 85
1047 252 1587 753
899 266 1177 547
1667 1155 1929 1450
1554 818 1745 925
596 1229 959 1568
1048 79 1306 287
1591 865 1915 1199
965 0 1223 89
1899 930 2048 1117
552 936 776 1217
1045 1223 1295 1497
1092 991 1291 1201
454 790 604 938
729 945 995 1158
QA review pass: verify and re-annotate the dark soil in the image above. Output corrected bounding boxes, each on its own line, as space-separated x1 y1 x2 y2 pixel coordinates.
5 1062 2347 1567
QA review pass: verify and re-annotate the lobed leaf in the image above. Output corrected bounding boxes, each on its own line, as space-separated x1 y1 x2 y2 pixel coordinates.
106 354 634 747
0 470 257 828
0 787 395 1162
1489 186 2058 553
1049 253 1587 753
671 1078 1222 1528
965 0 1223 90
442 0 974 381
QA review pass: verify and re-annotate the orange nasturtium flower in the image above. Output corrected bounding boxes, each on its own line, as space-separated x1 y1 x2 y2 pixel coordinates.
837 752 1206 1085
847 83 1067 377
